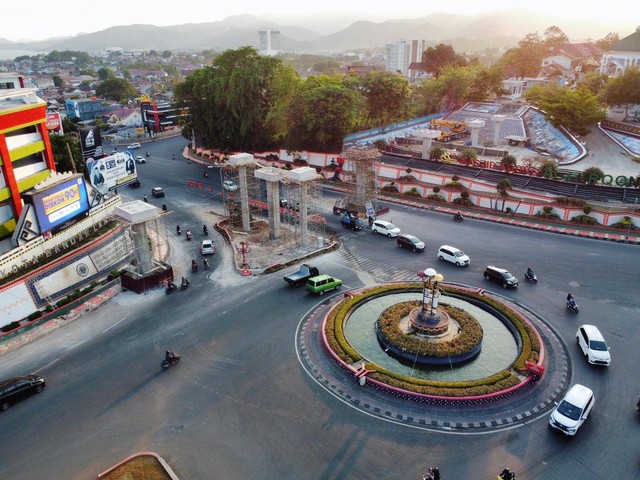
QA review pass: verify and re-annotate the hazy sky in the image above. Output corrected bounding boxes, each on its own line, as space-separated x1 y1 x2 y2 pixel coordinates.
3 0 636 42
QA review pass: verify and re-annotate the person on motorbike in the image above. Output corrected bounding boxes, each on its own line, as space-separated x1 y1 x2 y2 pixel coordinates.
161 204 167 213
527 267 534 277
172 154 175 160
203 258 209 270
567 293 575 306
165 350 175 361
191 259 198 271
499 468 514 480
181 276 189 287
176 225 181 235
203 224 208 235
146 151 150 157
454 211 463 220
143 194 148 202
186 229 192 240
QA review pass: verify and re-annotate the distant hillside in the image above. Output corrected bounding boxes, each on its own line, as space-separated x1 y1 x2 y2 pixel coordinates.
0 10 631 55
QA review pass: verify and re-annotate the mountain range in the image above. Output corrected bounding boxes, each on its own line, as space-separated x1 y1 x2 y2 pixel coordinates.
0 10 633 55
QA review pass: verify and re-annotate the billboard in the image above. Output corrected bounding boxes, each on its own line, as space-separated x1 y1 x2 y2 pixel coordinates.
46 112 62 133
79 126 104 160
23 175 90 234
87 151 138 195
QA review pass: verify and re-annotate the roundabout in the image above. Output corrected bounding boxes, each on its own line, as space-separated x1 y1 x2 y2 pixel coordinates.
296 279 572 433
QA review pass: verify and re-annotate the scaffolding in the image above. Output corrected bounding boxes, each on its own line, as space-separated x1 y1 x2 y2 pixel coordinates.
221 163 263 231
341 147 381 214
280 177 325 249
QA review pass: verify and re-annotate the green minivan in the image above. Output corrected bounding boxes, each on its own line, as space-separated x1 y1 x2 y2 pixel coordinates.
305 274 342 295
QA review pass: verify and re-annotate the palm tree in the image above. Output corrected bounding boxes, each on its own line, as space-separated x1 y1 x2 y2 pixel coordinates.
501 154 517 172
429 145 445 160
496 178 512 211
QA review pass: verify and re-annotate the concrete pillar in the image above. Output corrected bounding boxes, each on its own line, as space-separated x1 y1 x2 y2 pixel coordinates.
228 153 255 233
415 129 441 159
255 167 282 240
468 119 485 148
492 114 506 147
286 167 317 248
132 223 154 273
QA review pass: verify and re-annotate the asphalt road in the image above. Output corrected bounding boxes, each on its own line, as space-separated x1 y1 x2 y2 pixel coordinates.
0 137 638 480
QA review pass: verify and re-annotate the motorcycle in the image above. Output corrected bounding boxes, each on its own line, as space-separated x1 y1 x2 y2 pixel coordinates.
176 225 181 236
161 352 181 370
180 277 190 290
203 225 208 236
525 268 537 283
165 282 178 295
146 151 150 157
191 260 198 272
566 298 579 313
453 213 464 222
203 259 209 270
186 230 192 241
204 171 208 178
498 469 516 480
636 394 640 415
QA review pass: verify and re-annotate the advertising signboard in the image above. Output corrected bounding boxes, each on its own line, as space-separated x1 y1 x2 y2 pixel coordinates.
87 152 138 195
46 112 62 133
79 126 104 160
23 175 90 234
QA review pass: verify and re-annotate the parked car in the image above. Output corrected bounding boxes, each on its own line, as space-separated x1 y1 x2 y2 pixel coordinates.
576 325 611 366
396 234 425 252
151 187 165 198
284 264 320 287
305 274 342 295
0 375 46 411
135 156 146 164
437 245 470 267
223 180 238 192
371 219 401 237
200 239 215 255
483 265 518 288
127 142 141 149
340 213 364 231
128 179 141 188
549 384 594 436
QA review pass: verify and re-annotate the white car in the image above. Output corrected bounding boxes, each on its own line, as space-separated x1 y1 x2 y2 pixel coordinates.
549 384 594 436
576 325 611 366
437 245 470 267
127 142 141 149
223 180 238 192
371 220 401 237
135 156 146 164
200 239 215 255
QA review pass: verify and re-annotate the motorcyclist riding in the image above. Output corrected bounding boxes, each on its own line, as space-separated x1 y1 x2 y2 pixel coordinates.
186 229 192 240
203 224 208 235
454 211 463 221
162 204 167 213
165 350 176 362
499 468 515 480
146 151 150 157
191 259 198 271
176 225 181 235
172 154 175 160
181 276 189 287
567 293 575 306
203 258 209 270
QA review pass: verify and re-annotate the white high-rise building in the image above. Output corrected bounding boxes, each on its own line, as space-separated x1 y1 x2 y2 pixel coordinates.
385 39 426 76
258 30 281 57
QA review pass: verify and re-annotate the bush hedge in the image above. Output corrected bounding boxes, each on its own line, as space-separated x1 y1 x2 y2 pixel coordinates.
323 283 541 397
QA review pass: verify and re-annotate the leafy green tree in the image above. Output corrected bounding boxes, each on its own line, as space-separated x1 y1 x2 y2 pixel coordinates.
601 66 640 118
14 55 30 62
62 117 79 133
576 72 609 96
95 78 137 101
524 84 606 135
49 134 85 176
52 74 64 87
421 44 468 78
501 154 517 171
543 26 569 50
429 145 446 160
162 50 172 59
175 47 299 151
595 32 620 50
412 76 448 115
98 67 116 81
496 178 512 196
498 32 545 78
539 159 558 178
345 71 411 127
283 76 362 152
149 50 158 57
581 166 605 184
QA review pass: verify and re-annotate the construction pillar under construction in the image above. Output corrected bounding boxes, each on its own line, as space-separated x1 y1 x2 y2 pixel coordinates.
228 153 255 232
343 147 380 214
255 166 282 240
286 167 317 247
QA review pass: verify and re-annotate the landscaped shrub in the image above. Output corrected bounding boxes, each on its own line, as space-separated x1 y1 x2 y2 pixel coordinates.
404 187 421 197
583 205 593 215
27 311 43 321
535 206 561 220
611 216 637 230
381 185 399 193
452 196 472 206
432 186 440 194
543 205 553 214
1 321 20 333
426 194 446 202
571 214 600 225
555 197 587 207
445 181 467 190
451 175 459 182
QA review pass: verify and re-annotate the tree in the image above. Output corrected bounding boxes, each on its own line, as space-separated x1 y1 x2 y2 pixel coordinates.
543 26 569 50
149 50 158 57
97 67 116 81
48 134 85 176
498 32 545 78
524 84 606 136
95 78 137 101
595 32 620 50
162 50 172 59
601 67 640 118
429 145 446 160
421 44 467 78
576 72 609 96
501 154 517 172
345 70 411 127
581 166 605 184
62 117 79 133
496 178 512 197
52 75 64 87
539 159 558 179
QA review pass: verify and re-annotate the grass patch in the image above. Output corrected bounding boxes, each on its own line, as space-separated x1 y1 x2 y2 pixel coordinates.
99 455 171 480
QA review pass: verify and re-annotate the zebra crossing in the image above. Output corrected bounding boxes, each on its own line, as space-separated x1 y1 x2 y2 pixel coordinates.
335 248 419 283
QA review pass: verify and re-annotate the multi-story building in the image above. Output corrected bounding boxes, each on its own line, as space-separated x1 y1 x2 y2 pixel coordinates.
258 30 281 56
0 72 25 91
600 26 640 76
385 39 426 77
140 95 181 134
65 98 107 122
0 87 56 238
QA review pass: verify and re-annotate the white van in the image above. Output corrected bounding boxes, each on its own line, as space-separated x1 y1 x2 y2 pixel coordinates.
576 325 611 366
549 384 594 436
